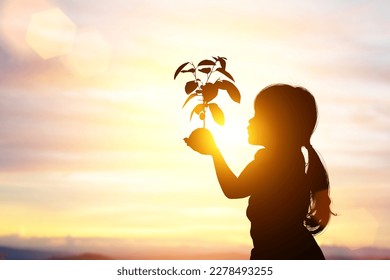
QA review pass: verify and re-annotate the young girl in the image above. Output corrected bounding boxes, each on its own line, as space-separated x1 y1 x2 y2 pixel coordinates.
184 84 332 260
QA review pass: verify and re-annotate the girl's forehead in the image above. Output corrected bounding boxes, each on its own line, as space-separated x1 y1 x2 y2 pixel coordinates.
254 103 276 115
253 109 271 119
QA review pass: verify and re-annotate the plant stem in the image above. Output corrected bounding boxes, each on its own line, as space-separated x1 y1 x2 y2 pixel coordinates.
205 64 216 84
203 108 206 128
190 62 197 80
202 102 207 128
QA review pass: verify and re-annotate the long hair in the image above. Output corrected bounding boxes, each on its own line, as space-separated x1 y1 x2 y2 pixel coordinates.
255 84 333 234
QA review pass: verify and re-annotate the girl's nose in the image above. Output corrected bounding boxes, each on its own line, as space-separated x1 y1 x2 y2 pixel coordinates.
247 118 254 131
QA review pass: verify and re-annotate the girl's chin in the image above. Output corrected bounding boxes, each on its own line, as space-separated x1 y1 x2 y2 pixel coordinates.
248 136 260 146
248 135 267 146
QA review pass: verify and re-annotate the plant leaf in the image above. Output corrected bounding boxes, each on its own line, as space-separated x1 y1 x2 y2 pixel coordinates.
198 59 215 67
218 58 226 69
201 82 219 103
208 103 225 125
217 80 241 103
199 67 211 74
182 93 198 108
185 80 198 94
174 62 189 79
181 68 195 73
190 104 206 121
216 68 235 82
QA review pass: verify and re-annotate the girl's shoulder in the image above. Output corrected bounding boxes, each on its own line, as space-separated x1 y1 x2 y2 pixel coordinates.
253 148 273 166
239 149 272 180
254 148 266 160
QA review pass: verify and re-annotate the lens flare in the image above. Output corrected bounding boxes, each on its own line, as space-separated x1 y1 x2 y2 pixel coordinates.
26 8 76 59
0 0 54 58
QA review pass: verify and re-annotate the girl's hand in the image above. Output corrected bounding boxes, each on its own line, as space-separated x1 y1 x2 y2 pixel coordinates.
183 128 219 155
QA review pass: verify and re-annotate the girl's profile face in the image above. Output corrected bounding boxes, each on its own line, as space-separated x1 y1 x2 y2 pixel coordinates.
247 104 288 148
247 111 274 147
248 92 282 147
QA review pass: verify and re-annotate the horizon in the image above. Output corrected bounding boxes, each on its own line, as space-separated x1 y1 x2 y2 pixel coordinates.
1 239 390 260
0 0 389 259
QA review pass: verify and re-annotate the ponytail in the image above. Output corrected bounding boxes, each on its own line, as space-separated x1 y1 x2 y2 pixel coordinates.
304 144 333 234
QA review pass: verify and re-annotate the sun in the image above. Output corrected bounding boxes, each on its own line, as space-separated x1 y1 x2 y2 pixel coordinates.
209 116 248 150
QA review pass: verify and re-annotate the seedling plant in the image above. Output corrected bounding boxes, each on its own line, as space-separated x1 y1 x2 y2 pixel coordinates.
174 56 241 128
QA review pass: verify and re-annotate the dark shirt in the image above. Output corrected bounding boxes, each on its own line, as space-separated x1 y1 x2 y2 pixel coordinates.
239 148 324 260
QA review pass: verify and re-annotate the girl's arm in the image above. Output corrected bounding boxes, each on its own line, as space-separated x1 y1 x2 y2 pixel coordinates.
211 149 250 199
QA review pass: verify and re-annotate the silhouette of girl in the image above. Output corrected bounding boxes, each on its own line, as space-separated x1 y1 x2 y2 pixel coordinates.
184 84 332 260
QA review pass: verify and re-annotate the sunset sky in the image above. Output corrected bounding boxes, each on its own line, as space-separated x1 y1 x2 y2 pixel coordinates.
0 0 389 258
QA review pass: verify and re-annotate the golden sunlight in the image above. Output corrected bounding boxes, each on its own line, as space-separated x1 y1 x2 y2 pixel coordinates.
1 0 389 260
210 119 248 151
